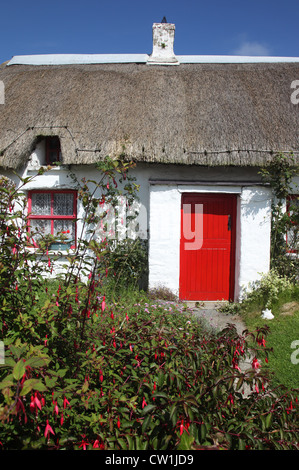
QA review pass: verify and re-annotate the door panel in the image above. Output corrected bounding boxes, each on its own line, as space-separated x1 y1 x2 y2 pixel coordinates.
179 193 237 301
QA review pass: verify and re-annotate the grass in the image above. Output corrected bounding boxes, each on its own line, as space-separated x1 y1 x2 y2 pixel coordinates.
238 284 299 390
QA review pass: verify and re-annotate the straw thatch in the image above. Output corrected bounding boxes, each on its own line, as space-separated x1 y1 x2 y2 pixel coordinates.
0 61 299 169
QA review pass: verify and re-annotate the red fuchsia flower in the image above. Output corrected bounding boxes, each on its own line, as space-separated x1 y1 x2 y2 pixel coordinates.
179 419 189 436
53 401 59 416
117 416 121 429
101 296 106 312
142 397 147 409
63 396 70 409
44 420 55 439
232 357 241 372
93 439 105 449
99 370 104 383
255 384 259 394
126 313 129 322
252 357 261 370
30 392 42 413
286 401 293 414
110 311 114 319
257 336 266 347
93 439 100 448
79 436 89 450
60 412 64 426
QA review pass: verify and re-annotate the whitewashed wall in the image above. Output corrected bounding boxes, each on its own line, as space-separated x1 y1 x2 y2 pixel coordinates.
147 182 272 300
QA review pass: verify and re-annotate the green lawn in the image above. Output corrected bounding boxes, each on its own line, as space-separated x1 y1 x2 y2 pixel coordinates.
241 299 299 390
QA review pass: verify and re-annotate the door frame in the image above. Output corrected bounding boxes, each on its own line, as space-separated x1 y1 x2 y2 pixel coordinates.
179 192 237 301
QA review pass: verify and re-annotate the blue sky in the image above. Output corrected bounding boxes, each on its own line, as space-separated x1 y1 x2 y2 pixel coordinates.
1 0 299 64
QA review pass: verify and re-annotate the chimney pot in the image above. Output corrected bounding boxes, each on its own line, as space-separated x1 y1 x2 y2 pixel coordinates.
147 22 179 65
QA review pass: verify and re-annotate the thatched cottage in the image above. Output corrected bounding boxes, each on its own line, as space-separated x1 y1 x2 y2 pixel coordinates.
0 21 298 301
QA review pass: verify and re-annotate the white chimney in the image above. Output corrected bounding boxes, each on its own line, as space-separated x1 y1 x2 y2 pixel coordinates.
147 21 179 65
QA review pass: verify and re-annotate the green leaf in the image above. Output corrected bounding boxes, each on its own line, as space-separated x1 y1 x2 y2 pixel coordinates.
20 378 47 396
177 432 194 450
0 375 14 389
25 356 49 368
141 415 151 433
13 360 25 380
117 438 127 450
142 404 156 415
158 372 164 388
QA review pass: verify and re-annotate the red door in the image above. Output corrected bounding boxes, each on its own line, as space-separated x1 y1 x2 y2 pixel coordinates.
179 193 237 301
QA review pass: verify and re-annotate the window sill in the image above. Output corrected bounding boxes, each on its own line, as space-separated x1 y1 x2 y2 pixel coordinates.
27 165 70 173
26 247 76 256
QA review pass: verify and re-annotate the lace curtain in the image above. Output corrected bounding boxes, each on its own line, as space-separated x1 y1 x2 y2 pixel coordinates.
31 192 74 215
31 193 51 215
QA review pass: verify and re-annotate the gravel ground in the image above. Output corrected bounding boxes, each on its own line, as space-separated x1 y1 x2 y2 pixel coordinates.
191 305 247 335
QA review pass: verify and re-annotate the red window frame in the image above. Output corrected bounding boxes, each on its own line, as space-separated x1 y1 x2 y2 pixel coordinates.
28 190 77 249
45 137 61 165
286 194 298 253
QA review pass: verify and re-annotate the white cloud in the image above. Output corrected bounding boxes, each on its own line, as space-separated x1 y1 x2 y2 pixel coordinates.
233 41 271 56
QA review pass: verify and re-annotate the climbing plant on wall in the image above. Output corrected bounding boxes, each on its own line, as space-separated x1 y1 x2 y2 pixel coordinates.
260 153 299 280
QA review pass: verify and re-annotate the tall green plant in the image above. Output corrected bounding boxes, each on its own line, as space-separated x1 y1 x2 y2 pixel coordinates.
260 153 299 279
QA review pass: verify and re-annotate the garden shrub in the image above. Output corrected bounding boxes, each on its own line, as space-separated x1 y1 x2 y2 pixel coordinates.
0 162 298 450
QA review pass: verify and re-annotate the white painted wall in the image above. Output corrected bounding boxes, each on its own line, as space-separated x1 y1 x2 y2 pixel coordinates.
147 183 272 301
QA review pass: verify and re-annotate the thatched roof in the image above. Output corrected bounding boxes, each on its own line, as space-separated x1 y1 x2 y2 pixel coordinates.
0 59 299 169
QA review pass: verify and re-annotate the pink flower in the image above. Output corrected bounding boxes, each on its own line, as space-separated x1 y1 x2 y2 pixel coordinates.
101 296 106 312
30 393 41 413
79 436 89 450
257 336 266 347
53 401 59 416
142 397 147 409
44 420 55 439
179 419 189 436
252 357 261 370
63 396 70 409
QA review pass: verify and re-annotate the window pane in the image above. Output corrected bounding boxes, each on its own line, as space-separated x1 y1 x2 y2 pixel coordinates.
54 220 75 249
287 197 299 252
31 193 51 215
30 219 51 239
53 193 74 215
